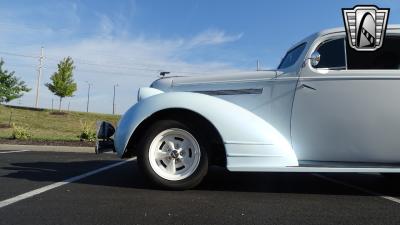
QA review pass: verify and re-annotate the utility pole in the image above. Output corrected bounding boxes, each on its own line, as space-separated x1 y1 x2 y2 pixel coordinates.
112 84 118 115
68 101 70 112
35 47 44 108
86 82 92 113
256 59 260 71
51 99 54 111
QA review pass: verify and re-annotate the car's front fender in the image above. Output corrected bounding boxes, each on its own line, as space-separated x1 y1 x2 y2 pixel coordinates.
114 89 298 170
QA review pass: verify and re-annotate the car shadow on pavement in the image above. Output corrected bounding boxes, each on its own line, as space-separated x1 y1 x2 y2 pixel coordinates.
2 159 400 196
1 159 147 189
199 167 400 197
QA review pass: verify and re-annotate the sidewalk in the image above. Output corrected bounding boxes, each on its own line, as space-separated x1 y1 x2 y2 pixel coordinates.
0 144 94 153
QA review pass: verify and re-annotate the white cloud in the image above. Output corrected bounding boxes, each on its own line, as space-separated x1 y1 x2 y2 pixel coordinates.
97 14 114 38
187 29 243 48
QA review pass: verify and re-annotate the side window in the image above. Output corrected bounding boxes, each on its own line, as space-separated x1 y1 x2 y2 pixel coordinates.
314 38 346 69
347 36 400 70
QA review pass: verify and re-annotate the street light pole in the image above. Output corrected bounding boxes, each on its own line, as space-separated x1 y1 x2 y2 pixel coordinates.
34 47 44 108
86 82 92 113
113 84 118 115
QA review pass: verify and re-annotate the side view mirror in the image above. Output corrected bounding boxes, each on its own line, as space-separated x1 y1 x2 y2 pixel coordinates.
310 51 321 67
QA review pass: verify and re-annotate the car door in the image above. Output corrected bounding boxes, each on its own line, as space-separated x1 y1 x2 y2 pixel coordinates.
291 34 400 163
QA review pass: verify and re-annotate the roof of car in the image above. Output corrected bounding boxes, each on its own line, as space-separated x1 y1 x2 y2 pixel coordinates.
318 24 400 36
286 24 400 52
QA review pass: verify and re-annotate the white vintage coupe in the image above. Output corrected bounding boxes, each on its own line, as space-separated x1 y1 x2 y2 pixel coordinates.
97 25 400 189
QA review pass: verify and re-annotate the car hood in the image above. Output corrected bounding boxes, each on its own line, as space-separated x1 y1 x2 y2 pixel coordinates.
151 70 278 92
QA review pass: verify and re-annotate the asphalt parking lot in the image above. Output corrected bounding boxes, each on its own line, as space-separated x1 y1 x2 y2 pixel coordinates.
0 149 400 225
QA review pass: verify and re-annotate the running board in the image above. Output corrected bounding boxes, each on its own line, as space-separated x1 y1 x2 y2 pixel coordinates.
227 166 400 173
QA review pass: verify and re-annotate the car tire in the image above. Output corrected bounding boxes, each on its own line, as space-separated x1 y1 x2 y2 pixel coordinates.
137 119 208 190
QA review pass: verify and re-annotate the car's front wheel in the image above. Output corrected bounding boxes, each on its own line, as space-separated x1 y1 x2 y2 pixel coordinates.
137 120 208 190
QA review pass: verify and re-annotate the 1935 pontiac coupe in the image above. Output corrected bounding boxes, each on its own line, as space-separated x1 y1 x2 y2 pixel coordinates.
97 25 400 189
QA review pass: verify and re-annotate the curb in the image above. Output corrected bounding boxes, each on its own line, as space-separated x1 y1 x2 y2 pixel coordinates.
0 144 94 153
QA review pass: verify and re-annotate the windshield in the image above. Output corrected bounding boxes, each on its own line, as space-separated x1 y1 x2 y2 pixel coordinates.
278 43 306 69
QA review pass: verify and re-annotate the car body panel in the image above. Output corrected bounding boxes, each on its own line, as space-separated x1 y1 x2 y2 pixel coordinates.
165 72 298 142
114 90 298 169
292 30 400 162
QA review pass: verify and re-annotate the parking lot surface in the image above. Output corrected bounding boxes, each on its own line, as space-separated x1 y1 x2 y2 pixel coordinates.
0 149 400 225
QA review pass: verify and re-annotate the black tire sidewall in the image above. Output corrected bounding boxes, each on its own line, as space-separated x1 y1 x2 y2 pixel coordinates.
137 120 208 190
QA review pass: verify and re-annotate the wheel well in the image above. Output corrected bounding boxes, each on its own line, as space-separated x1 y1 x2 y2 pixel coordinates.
124 108 226 167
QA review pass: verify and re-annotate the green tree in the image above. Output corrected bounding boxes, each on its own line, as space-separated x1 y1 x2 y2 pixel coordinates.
45 57 77 111
0 59 30 104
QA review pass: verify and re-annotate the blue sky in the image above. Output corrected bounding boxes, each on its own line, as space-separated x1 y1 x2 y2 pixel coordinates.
1 0 399 113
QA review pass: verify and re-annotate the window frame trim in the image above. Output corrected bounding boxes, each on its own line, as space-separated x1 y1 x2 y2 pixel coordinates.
311 37 347 70
309 34 400 72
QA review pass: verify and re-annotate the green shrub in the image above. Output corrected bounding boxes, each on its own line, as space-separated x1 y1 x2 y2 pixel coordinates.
11 123 32 140
79 120 96 142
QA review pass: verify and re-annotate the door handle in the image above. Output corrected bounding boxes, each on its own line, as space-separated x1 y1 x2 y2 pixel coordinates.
299 84 316 90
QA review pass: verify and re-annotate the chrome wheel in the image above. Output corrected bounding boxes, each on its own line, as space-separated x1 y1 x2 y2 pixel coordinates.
148 128 201 181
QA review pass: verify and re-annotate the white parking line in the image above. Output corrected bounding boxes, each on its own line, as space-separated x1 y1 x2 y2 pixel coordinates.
0 157 136 209
313 173 400 204
0 150 30 154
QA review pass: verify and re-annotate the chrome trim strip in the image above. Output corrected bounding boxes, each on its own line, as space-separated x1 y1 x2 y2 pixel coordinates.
227 154 283 157
224 141 273 145
174 78 271 86
194 88 263 96
300 76 400 81
174 77 299 86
